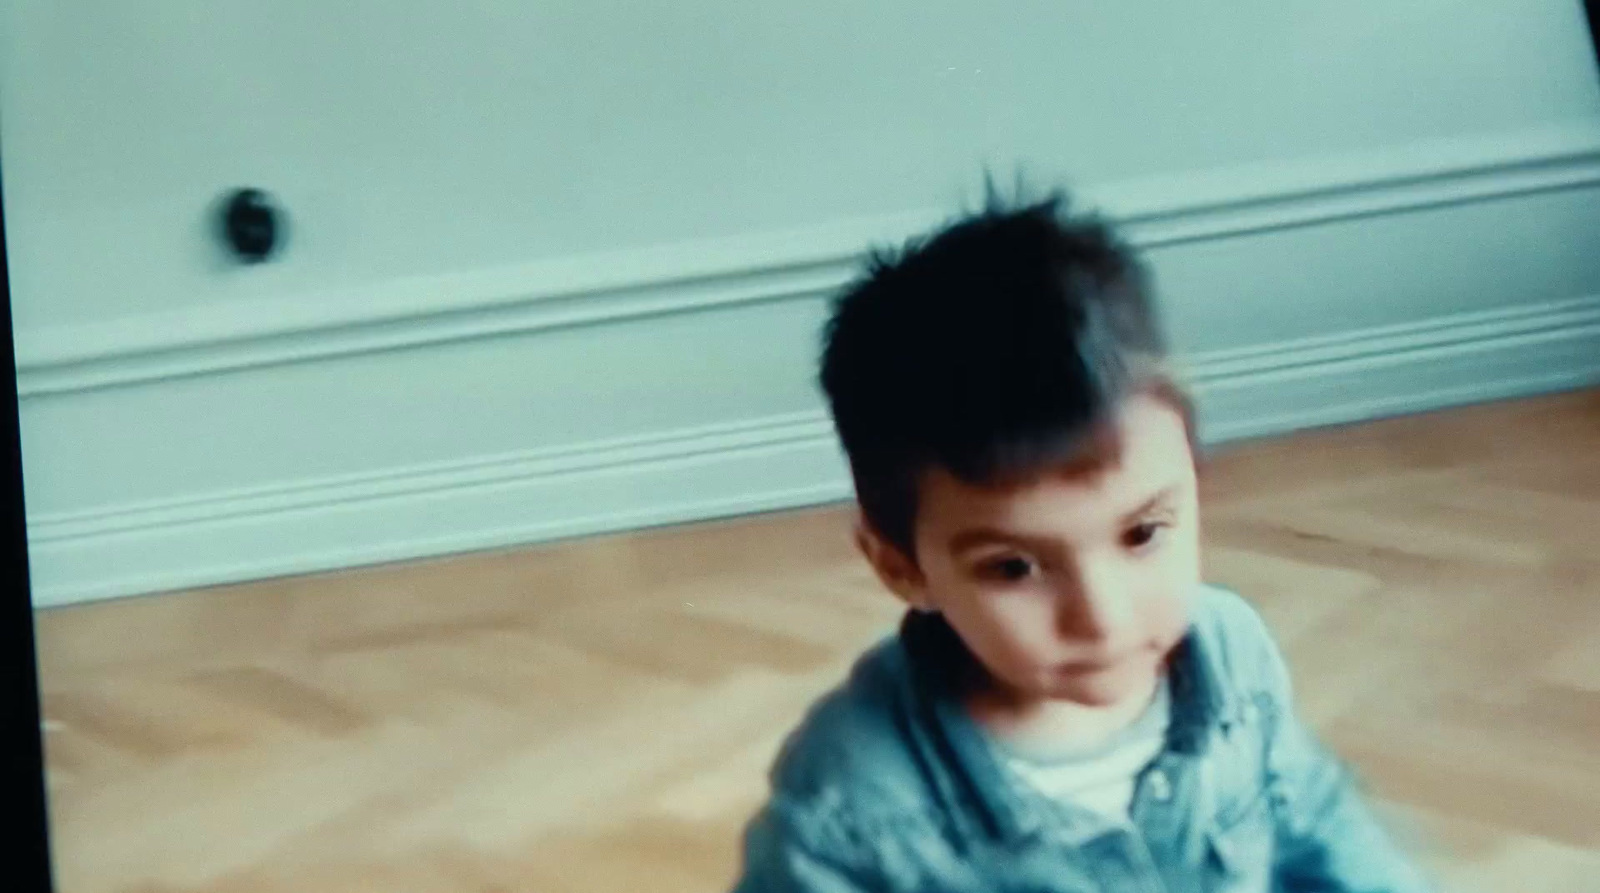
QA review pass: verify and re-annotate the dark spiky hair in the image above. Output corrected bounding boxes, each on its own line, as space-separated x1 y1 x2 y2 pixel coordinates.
819 191 1182 555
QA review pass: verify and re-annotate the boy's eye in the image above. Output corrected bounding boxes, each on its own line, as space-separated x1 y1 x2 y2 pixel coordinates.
1123 521 1167 550
978 556 1038 582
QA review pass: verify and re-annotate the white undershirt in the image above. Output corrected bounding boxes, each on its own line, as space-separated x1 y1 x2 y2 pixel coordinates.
1000 678 1171 822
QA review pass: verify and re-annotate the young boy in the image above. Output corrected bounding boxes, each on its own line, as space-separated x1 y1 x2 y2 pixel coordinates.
730 195 1434 892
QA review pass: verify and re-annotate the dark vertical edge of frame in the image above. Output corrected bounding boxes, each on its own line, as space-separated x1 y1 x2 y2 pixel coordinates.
0 143 58 889
1588 0 1600 71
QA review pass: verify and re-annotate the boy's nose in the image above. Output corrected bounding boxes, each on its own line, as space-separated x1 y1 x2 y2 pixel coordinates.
1054 563 1137 646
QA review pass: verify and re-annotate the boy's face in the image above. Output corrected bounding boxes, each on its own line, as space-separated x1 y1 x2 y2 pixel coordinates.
859 392 1200 709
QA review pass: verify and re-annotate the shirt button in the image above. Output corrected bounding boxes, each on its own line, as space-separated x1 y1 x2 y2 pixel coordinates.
1146 769 1172 801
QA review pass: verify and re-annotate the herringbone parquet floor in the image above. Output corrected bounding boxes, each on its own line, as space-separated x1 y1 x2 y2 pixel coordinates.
32 388 1600 893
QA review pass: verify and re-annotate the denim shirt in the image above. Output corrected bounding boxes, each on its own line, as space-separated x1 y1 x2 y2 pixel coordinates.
731 585 1435 893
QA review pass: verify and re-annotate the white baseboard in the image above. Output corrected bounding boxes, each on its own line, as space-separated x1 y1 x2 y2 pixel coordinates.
1188 294 1600 442
26 294 1600 608
24 411 855 608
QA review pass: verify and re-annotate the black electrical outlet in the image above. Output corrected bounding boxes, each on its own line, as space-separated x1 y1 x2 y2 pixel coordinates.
218 188 283 263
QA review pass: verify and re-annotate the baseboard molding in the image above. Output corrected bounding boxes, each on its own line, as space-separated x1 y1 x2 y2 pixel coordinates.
26 294 1600 607
1190 296 1600 444
24 411 857 607
1186 294 1600 441
16 122 1600 398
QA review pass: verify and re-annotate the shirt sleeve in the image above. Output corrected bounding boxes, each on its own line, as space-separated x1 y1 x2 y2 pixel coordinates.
729 799 886 893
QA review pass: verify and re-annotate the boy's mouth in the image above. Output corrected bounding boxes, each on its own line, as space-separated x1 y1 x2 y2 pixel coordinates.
1054 643 1158 674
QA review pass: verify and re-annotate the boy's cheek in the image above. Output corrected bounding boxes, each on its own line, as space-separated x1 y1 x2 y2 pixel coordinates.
1144 588 1195 652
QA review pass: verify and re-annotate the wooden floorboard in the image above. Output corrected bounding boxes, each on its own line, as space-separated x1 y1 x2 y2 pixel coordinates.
33 388 1600 892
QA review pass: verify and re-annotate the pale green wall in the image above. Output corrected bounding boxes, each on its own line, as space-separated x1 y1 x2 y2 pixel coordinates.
4 2 1599 604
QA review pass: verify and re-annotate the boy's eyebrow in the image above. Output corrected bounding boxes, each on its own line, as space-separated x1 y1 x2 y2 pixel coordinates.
946 484 1184 555
946 527 1055 556
1119 484 1182 525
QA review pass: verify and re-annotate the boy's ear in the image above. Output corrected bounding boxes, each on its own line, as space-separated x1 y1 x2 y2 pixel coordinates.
853 517 933 611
